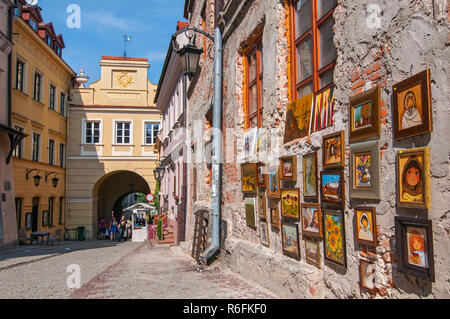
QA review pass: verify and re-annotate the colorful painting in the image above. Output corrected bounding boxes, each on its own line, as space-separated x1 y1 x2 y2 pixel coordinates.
354 152 371 188
258 191 266 220
245 198 257 229
354 207 377 246
395 217 434 281
283 93 313 144
324 211 346 267
303 152 318 200
301 203 322 238
281 189 300 221
360 260 376 293
282 222 300 260
323 131 345 169
257 163 266 187
312 86 335 132
321 171 345 206
241 163 257 194
397 147 430 209
270 203 280 229
349 86 381 143
393 69 433 140
280 156 297 181
259 220 270 247
241 127 258 161
268 167 280 198
305 239 321 268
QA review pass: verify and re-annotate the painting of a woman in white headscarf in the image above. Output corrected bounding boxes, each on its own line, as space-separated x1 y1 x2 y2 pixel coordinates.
401 89 422 130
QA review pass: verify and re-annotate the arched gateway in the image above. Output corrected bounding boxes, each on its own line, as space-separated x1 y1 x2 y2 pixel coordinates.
66 56 162 239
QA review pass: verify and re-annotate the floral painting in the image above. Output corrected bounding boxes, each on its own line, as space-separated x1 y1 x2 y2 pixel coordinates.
281 189 300 220
324 211 346 267
355 152 371 188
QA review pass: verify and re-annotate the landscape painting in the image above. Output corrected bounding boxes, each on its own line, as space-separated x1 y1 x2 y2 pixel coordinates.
241 163 257 194
283 93 313 144
303 152 318 201
282 222 300 260
305 239 321 268
268 167 281 198
323 131 345 169
321 171 345 206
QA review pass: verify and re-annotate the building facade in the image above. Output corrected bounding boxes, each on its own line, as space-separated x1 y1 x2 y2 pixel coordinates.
10 2 74 240
182 0 449 298
67 56 161 239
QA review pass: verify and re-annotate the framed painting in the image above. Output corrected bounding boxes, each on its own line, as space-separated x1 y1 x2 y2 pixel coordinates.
267 167 281 198
245 198 257 229
269 201 281 229
320 171 345 206
301 203 323 238
25 212 32 230
280 156 297 181
349 140 381 200
281 222 301 261
395 216 434 282
281 189 301 221
393 69 433 140
359 259 376 294
354 207 378 247
257 163 266 187
303 152 319 201
323 130 345 169
311 86 335 132
240 127 258 161
397 147 431 209
323 210 347 268
283 93 313 144
305 239 321 269
349 86 381 143
241 163 257 194
259 220 270 248
258 190 267 220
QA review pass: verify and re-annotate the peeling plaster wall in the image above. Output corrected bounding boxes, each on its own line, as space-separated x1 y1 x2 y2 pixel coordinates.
216 0 449 299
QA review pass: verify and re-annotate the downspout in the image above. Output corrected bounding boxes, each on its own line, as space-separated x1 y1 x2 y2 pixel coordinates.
7 3 13 128
200 0 223 265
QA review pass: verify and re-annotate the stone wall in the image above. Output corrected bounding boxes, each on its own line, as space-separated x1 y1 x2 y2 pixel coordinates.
214 0 449 299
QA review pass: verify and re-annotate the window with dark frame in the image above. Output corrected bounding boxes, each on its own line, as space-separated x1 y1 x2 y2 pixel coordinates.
60 92 66 115
245 41 263 130
48 139 55 165
48 197 54 227
49 85 56 110
60 143 65 168
145 123 160 145
16 60 24 92
291 0 337 100
33 72 42 102
13 126 24 159
116 122 131 144
15 198 23 230
58 197 64 225
32 132 40 162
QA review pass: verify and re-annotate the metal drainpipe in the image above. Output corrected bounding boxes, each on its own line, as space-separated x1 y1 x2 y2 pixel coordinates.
199 1 223 265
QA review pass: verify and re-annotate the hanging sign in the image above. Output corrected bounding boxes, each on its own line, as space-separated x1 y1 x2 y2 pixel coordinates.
146 193 154 202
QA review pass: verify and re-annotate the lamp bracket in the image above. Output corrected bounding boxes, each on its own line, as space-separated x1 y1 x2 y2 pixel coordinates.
45 171 57 182
26 168 40 180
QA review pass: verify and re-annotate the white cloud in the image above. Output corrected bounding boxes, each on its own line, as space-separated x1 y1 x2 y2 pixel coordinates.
146 50 167 63
84 10 152 32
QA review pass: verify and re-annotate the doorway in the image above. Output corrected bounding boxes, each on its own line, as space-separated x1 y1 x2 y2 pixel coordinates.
32 197 39 232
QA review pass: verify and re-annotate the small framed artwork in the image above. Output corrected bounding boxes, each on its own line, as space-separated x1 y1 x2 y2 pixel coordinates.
397 146 431 209
267 167 281 198
241 163 257 194
42 210 49 227
322 130 345 169
349 140 381 200
269 202 281 229
359 259 376 294
259 220 270 248
241 127 258 161
301 203 323 238
281 189 301 221
395 216 434 282
245 198 257 229
320 171 345 206
280 156 297 181
323 210 347 268
281 222 301 261
258 191 267 220
393 69 433 140
305 239 321 269
25 213 32 230
349 86 381 143
354 207 378 247
256 163 266 187
303 152 319 201
283 93 314 144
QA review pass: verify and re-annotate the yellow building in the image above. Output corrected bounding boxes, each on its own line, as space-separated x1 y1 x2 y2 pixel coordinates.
67 56 161 239
11 2 75 238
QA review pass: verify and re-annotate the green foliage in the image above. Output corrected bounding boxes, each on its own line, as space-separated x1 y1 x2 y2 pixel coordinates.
157 217 163 240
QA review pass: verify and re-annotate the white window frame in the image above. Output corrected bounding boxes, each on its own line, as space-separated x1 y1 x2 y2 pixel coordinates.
82 119 103 145
143 121 161 146
113 120 133 145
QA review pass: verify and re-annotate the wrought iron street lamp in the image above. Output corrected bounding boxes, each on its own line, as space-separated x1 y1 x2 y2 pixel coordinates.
178 45 203 79
45 172 59 188
26 168 42 187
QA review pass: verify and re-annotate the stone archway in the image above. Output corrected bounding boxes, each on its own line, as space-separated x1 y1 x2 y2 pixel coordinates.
92 170 150 232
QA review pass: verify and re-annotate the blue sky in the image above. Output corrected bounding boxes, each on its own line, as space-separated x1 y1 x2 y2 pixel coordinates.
36 0 187 85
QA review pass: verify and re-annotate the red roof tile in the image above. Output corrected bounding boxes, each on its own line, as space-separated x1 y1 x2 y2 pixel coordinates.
177 21 189 30
101 56 148 62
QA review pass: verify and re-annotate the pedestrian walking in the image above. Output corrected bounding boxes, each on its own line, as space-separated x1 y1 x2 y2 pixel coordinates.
98 217 106 240
109 217 118 241
118 215 127 242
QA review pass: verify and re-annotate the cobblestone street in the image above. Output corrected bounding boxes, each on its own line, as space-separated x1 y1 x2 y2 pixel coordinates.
0 241 278 299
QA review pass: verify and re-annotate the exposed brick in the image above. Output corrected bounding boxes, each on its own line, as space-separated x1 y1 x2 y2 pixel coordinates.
380 108 388 118
369 72 382 82
377 286 387 297
351 79 365 91
351 70 361 82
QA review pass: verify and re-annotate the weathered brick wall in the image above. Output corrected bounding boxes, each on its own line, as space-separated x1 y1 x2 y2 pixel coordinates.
216 0 449 299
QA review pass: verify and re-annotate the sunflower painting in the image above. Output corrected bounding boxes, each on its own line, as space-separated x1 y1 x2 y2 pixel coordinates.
323 210 346 267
